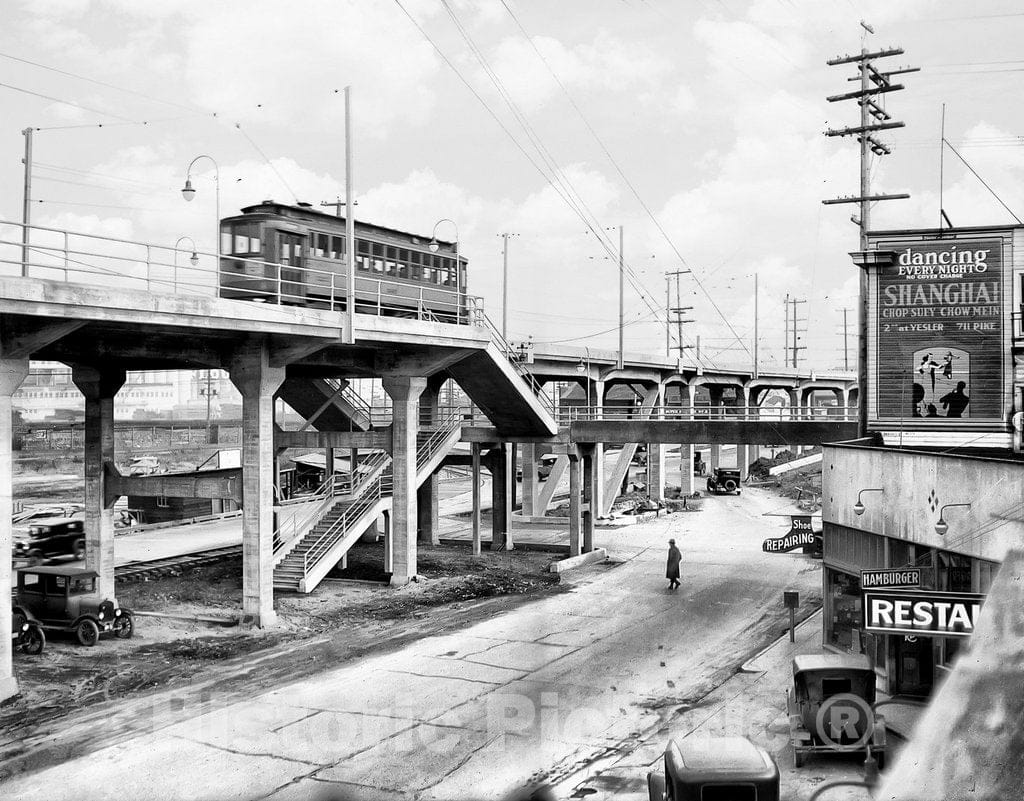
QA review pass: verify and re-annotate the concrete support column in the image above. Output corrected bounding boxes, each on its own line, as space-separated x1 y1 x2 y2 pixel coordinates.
648 443 665 501
0 358 29 702
592 379 605 517
471 443 482 556
491 443 514 551
72 366 126 603
709 444 721 472
324 446 335 481
521 442 539 517
568 455 581 557
382 376 427 584
228 345 285 627
417 376 443 545
679 443 696 496
736 444 751 481
582 450 595 553
787 389 800 455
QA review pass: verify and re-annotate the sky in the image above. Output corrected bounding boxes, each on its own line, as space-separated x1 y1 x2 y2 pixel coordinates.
2 0 1024 373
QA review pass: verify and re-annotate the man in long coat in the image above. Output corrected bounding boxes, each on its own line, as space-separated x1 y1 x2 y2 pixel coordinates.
666 538 682 590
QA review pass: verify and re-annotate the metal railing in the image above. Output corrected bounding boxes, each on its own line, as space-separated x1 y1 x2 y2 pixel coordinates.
556 405 860 424
0 220 484 324
298 410 462 577
468 304 555 414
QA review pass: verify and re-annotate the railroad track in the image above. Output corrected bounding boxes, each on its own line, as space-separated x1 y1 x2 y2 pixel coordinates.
115 545 242 583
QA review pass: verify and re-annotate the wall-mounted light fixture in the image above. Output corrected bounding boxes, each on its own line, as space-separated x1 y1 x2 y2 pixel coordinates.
935 502 971 536
853 487 884 516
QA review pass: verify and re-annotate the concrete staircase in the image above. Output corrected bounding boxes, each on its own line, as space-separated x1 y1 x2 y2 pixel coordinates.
276 377 372 431
272 411 462 593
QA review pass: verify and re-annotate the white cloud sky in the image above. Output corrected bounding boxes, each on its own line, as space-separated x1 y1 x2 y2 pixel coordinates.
3 0 1024 370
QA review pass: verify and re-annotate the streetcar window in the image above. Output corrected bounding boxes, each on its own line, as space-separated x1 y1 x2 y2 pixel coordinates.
422 266 434 283
234 234 249 254
387 246 398 260
357 255 370 271
221 231 232 254
314 233 329 258
282 243 291 262
249 236 260 253
331 236 344 259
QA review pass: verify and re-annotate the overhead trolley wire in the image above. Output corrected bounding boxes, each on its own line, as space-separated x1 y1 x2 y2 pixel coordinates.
0 80 139 123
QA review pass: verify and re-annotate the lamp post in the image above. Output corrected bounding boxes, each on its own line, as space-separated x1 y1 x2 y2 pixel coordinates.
180 155 221 259
173 236 199 290
935 502 971 536
428 219 460 324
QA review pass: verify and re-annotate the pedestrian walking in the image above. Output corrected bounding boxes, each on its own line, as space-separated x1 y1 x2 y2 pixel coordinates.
666 538 682 590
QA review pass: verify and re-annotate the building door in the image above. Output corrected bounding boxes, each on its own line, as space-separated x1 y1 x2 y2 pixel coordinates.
893 635 934 696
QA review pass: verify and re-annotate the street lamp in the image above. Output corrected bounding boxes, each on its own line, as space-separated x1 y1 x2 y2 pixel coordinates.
180 155 221 259
935 502 971 536
853 487 884 516
172 236 199 292
428 218 460 323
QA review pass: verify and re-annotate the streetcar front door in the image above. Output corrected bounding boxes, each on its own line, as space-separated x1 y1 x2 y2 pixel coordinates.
278 232 305 302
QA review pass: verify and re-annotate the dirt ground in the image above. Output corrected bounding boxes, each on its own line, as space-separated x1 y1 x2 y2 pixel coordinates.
0 542 561 760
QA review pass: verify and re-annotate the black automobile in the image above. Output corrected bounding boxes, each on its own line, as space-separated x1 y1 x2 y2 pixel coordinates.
11 606 45 655
14 566 134 647
706 467 742 495
13 516 86 565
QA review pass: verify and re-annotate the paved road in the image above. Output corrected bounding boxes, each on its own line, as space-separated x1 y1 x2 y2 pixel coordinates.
2 487 821 801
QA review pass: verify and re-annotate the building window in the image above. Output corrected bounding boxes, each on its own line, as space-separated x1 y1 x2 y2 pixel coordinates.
156 496 170 508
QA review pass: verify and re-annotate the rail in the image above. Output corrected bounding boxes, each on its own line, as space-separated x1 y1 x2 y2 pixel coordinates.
0 220 483 324
468 304 555 414
556 405 860 424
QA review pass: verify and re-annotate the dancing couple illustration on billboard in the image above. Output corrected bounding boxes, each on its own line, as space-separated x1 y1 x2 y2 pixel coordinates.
912 347 970 418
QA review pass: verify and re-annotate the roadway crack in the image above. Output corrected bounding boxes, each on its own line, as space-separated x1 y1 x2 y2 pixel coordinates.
166 733 324 766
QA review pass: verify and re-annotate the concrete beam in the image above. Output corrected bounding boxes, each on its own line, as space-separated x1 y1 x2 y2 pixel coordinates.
460 426 565 444
570 420 859 445
1 319 86 358
274 427 391 450
105 464 243 505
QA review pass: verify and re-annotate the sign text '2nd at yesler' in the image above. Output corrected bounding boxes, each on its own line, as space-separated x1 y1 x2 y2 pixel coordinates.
874 239 1005 423
863 590 985 637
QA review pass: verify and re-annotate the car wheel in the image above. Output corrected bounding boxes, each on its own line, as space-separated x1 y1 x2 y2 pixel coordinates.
706 480 714 492
724 479 737 492
76 618 100 647
27 550 43 567
115 614 135 640
21 626 45 655
73 539 86 560
646 771 666 801
876 750 886 770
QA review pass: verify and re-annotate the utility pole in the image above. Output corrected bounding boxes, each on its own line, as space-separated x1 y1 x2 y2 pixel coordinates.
840 307 852 371
320 197 344 217
784 293 789 366
344 86 356 344
618 225 624 370
824 22 918 433
788 297 808 369
753 273 759 379
665 269 693 360
498 232 518 341
21 127 33 277
665 275 671 358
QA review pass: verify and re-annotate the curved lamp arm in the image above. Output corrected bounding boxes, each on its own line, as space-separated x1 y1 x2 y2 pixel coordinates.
853 487 884 516
936 502 971 536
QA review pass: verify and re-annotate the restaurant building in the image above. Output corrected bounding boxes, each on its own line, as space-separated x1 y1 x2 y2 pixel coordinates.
821 224 1024 696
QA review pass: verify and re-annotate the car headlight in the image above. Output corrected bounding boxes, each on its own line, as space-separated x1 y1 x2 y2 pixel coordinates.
115 609 122 616
98 611 104 620
21 623 29 632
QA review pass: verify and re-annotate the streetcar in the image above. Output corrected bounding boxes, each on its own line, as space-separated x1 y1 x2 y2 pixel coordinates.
218 201 468 322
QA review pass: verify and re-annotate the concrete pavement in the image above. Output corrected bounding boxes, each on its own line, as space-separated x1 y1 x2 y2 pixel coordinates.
1 487 823 800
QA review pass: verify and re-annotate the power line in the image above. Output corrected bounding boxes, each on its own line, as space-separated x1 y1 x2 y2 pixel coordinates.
942 137 1023 224
0 80 138 123
234 122 298 204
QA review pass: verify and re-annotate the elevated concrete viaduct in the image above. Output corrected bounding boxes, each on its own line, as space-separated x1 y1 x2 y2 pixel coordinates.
0 269 853 702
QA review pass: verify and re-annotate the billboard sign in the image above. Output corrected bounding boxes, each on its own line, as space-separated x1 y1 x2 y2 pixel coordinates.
874 239 1005 422
863 590 985 637
763 517 817 553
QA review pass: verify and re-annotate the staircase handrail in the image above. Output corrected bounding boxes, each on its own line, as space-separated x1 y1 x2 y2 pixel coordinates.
416 408 463 464
322 378 373 425
302 474 392 574
472 310 555 413
272 473 338 557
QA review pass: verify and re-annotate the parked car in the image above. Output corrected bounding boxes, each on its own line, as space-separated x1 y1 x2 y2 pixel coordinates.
787 654 887 768
647 736 779 801
706 467 742 495
13 516 86 564
11 606 45 655
13 566 134 647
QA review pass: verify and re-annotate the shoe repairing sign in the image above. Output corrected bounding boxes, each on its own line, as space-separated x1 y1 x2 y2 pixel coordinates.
762 515 816 552
863 589 985 637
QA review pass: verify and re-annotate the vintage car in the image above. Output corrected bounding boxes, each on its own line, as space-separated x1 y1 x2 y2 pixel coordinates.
13 566 134 647
11 606 45 655
706 467 742 495
647 736 780 801
13 516 86 564
787 654 887 768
